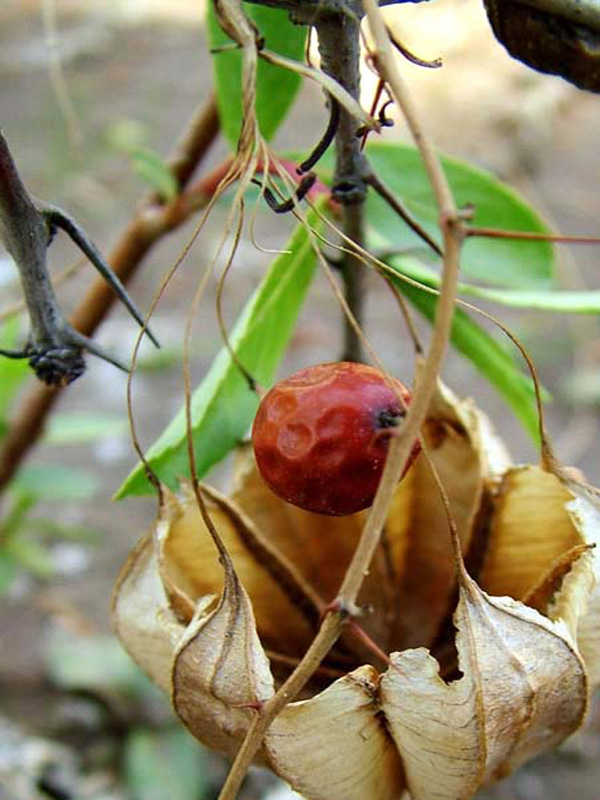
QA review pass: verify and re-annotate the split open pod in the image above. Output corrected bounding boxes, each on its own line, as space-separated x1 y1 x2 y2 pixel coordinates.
113 383 600 800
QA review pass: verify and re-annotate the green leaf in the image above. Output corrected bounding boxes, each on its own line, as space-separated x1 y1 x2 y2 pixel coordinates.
12 465 99 501
124 726 208 800
457 285 600 313
0 317 29 423
207 3 307 146
391 257 600 314
311 141 554 289
390 265 544 441
44 413 127 445
131 146 178 202
118 208 322 498
105 121 177 201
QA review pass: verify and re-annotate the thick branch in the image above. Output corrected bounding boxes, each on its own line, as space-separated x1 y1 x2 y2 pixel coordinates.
0 132 63 350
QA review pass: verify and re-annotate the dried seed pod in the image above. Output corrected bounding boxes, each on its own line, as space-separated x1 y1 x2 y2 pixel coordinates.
112 384 599 800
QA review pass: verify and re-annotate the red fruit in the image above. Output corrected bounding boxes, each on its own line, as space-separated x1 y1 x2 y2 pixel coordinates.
251 362 418 516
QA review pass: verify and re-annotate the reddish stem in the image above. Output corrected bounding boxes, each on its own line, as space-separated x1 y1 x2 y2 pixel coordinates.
466 226 600 245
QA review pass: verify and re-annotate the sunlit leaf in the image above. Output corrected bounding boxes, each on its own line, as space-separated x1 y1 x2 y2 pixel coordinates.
366 142 554 287
391 256 600 313
0 317 29 423
308 141 553 288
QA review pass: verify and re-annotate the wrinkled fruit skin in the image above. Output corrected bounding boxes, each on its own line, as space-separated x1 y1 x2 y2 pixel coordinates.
252 362 418 516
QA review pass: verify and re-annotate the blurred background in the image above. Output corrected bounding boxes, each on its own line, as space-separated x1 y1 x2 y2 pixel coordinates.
1 0 599 798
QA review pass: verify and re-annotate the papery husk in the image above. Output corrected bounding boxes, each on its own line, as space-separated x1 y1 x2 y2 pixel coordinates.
112 531 184 693
112 382 598 800
265 665 406 800
379 571 587 800
479 463 600 687
171 557 275 759
113 492 276 757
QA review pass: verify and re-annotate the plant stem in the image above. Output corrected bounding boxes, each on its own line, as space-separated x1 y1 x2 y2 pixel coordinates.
340 203 366 361
315 10 369 363
0 95 220 495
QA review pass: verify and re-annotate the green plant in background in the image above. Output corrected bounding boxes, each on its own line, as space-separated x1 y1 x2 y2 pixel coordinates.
0 321 128 592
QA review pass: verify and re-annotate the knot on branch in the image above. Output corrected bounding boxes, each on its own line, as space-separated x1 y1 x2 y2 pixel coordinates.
28 345 86 386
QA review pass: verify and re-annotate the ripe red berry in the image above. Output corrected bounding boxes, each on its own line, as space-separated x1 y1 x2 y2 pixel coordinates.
251 362 418 516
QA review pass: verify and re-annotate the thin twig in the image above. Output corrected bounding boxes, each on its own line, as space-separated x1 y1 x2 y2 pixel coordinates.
385 275 424 354
297 95 340 175
467 225 600 244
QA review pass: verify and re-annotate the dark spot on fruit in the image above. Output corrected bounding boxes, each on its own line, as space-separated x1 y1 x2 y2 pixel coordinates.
375 407 404 429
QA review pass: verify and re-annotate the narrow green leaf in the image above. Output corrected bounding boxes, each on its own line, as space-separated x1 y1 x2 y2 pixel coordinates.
459 285 600 313
12 465 99 501
392 270 544 441
391 257 600 314
308 141 553 288
118 208 322 498
125 726 208 800
0 317 29 421
207 3 307 146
